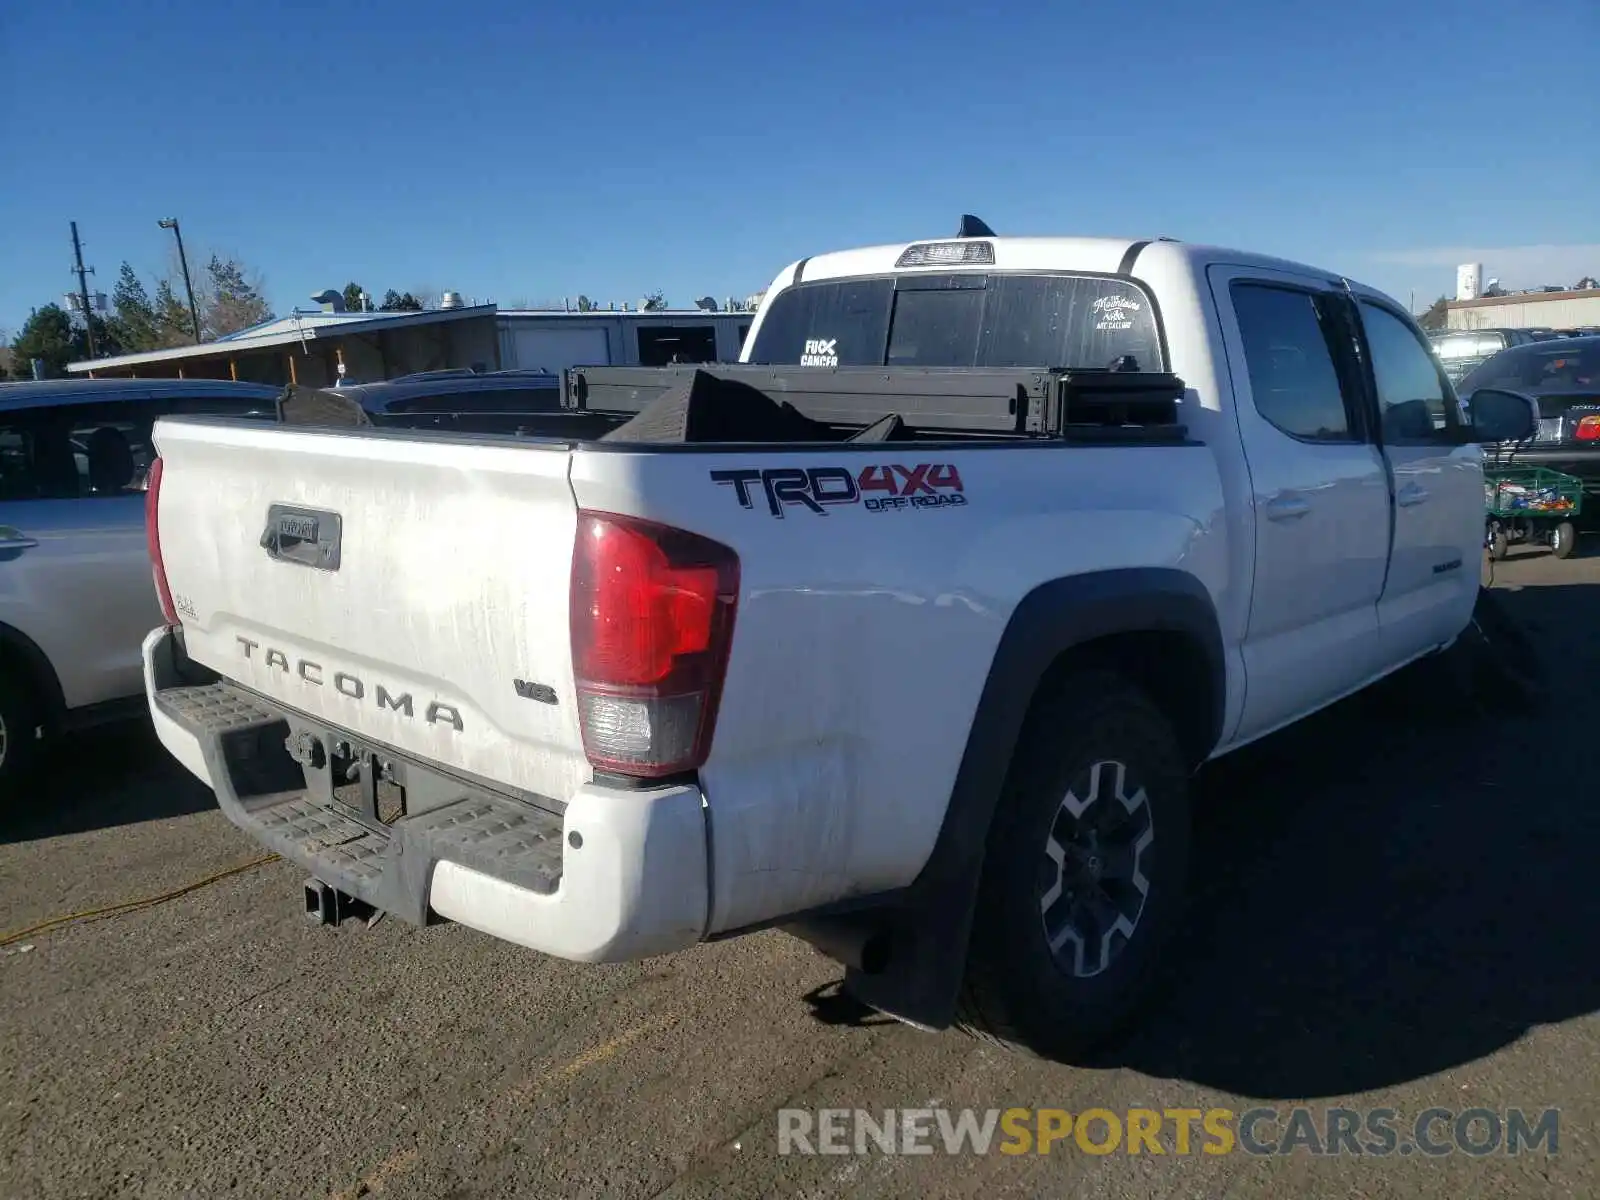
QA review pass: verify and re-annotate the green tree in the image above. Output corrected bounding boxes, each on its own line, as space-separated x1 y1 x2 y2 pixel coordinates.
108 262 161 353
202 255 273 338
1418 296 1449 332
641 290 667 311
342 282 369 313
8 304 122 375
153 279 198 347
10 305 77 377
82 312 123 360
378 289 423 312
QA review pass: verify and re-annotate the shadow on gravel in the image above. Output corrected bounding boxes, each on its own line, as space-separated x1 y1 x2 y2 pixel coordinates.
803 981 897 1030
1108 580 1600 1098
0 719 214 845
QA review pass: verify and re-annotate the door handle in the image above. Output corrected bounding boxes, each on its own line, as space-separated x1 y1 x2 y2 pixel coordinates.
1264 495 1311 521
1397 483 1429 507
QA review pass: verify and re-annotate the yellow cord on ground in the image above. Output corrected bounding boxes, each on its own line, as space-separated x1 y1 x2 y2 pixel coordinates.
0 852 280 948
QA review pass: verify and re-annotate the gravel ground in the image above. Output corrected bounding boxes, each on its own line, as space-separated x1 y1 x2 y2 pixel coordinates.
2 546 1596 1199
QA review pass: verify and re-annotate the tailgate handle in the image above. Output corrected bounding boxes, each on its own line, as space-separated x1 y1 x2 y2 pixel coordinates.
261 504 342 571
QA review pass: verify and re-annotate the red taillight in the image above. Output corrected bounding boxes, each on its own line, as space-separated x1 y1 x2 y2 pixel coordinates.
1575 415 1600 441
145 456 180 627
570 511 739 778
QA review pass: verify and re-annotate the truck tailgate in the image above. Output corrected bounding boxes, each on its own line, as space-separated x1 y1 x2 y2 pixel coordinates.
152 418 590 802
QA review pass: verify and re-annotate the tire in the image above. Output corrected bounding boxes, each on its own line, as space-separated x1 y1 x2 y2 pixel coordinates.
1489 528 1510 561
1551 521 1577 559
0 672 42 803
956 669 1190 1062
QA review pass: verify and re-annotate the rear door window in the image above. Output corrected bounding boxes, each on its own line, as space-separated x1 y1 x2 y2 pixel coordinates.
1229 282 1359 442
0 422 73 501
749 273 1164 371
71 418 149 496
69 393 275 497
0 410 95 501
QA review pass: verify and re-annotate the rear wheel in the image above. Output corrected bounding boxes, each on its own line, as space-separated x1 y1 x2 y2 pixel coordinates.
1551 521 1577 559
0 674 42 803
956 670 1190 1061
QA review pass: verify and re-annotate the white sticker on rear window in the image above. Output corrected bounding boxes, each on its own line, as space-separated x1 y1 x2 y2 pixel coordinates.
1093 295 1142 331
802 338 839 367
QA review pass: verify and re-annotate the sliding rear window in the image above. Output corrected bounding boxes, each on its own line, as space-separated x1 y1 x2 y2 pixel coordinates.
747 273 1165 372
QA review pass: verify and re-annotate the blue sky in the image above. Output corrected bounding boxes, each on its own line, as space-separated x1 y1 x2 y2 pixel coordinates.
2 0 1596 337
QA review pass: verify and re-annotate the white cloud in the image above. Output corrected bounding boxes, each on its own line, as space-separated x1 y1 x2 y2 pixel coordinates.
1367 244 1600 288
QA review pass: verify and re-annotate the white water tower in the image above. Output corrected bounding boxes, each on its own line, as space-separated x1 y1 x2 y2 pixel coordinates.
1456 263 1482 301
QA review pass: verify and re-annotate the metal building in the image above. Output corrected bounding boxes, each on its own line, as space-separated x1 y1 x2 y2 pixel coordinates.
65 306 754 385
1446 287 1600 332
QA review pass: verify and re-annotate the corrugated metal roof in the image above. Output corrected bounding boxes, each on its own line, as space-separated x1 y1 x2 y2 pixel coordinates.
213 310 382 341
66 304 498 374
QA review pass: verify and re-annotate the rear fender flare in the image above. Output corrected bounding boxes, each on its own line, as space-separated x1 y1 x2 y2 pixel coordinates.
844 567 1224 1027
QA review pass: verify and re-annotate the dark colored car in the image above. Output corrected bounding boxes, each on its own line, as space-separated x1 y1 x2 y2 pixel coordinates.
1459 335 1600 517
332 369 564 434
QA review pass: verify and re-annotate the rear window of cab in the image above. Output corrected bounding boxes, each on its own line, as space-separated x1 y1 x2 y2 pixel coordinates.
747 274 1166 373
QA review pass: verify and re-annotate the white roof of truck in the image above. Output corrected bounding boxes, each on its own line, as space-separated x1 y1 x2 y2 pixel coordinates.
778 236 1355 292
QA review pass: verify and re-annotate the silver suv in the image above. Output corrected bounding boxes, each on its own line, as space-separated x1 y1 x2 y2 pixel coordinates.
0 378 281 794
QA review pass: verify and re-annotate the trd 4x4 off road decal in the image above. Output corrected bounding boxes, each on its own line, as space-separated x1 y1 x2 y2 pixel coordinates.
709 464 967 517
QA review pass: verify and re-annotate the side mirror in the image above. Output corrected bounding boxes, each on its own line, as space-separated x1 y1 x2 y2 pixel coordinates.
1465 388 1539 444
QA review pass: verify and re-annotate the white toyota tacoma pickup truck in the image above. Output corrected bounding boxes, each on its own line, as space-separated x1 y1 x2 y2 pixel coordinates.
141 223 1536 1059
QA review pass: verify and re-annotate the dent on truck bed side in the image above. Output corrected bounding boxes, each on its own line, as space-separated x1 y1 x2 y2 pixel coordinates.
843 565 1225 1030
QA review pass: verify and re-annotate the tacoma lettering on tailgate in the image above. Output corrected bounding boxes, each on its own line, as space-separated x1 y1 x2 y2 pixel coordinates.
709 464 967 518
236 637 464 731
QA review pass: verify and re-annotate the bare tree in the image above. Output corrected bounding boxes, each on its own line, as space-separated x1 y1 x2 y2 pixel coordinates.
201 254 274 338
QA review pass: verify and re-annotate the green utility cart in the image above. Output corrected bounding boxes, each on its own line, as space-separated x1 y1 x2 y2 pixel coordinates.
1484 465 1584 560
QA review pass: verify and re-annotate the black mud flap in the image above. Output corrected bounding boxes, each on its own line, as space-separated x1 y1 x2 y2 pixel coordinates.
1448 586 1549 713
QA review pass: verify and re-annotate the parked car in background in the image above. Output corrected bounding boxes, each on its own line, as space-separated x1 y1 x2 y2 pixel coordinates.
0 378 282 796
332 369 564 435
1458 335 1600 515
1428 327 1544 384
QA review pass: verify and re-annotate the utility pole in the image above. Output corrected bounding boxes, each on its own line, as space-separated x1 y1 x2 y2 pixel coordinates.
159 218 203 343
70 221 97 360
